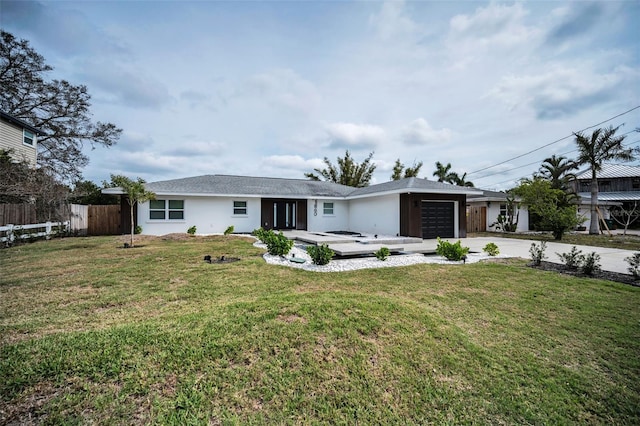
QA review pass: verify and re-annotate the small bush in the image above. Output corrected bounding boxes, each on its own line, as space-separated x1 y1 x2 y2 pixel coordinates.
264 231 294 256
187 225 197 235
529 241 547 266
557 246 584 270
253 227 269 243
134 225 142 235
483 242 500 256
307 244 334 265
581 252 601 276
436 238 469 261
625 252 640 280
375 247 390 261
224 225 234 235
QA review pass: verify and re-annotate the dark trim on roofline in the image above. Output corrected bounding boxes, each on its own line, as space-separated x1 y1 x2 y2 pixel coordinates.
0 111 45 135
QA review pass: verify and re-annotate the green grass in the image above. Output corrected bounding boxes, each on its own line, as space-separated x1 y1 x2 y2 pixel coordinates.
1 235 639 424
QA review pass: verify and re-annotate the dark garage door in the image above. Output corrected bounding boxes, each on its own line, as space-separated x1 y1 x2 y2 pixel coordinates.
421 201 455 239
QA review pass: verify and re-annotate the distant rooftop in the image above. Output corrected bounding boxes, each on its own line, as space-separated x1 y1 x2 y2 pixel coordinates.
576 164 640 180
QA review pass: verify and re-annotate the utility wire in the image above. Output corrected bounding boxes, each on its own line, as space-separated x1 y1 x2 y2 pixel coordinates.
466 105 640 177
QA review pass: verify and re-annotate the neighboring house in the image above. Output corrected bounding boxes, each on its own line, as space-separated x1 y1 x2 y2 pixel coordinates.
466 190 529 233
103 175 482 239
0 111 43 167
573 164 640 230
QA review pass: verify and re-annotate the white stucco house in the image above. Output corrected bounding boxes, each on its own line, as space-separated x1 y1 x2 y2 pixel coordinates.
104 175 483 239
0 110 43 167
466 189 529 233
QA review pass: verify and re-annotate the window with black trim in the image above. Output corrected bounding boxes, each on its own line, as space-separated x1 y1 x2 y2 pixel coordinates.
23 130 34 146
233 201 247 215
149 199 184 220
323 202 334 215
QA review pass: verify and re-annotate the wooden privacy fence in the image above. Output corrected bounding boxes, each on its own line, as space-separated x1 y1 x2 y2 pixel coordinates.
467 206 487 233
0 204 37 226
70 204 122 236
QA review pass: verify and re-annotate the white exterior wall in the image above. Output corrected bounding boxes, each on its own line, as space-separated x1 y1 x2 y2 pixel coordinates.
348 194 399 236
478 202 530 233
0 119 37 166
138 196 261 235
306 199 349 232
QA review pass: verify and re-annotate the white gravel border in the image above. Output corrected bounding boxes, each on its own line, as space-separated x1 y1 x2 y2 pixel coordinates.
255 241 512 273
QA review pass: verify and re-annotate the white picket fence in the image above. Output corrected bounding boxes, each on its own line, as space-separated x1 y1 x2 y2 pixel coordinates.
0 221 70 245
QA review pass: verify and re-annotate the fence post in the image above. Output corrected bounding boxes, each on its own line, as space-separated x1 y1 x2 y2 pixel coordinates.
46 221 52 240
7 224 14 244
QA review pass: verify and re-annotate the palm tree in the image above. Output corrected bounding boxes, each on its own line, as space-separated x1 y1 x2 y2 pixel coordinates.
574 126 634 234
538 154 578 191
305 150 376 187
452 172 475 187
433 161 455 183
391 159 423 180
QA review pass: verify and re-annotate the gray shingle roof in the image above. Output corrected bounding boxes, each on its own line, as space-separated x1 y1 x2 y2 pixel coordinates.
576 164 640 179
145 175 355 197
143 175 482 198
348 177 482 197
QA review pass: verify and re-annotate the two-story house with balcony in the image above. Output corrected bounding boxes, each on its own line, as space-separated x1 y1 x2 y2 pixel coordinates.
0 111 43 167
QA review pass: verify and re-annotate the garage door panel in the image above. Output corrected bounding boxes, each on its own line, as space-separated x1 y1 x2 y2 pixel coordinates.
421 201 454 239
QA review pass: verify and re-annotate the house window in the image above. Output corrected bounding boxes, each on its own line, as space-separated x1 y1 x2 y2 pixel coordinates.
233 201 247 215
323 202 334 215
499 203 507 217
23 130 35 146
633 179 640 189
149 199 184 220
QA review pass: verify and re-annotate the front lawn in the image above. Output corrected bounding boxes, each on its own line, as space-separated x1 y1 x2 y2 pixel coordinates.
1 235 639 424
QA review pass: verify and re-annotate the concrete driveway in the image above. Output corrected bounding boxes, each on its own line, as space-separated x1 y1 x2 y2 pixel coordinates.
464 236 637 275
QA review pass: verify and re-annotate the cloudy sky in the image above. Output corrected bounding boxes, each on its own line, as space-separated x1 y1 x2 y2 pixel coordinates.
2 0 639 190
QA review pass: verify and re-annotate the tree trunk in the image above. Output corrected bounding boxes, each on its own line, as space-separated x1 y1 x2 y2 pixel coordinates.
130 202 135 247
589 169 599 235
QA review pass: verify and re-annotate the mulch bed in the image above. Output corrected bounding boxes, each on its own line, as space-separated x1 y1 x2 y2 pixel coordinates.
531 261 639 287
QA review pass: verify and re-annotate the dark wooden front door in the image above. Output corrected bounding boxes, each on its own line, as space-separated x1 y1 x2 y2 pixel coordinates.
261 199 307 230
421 201 455 239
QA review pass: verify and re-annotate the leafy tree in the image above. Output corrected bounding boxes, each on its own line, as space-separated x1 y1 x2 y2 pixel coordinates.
0 30 121 182
574 126 634 234
391 158 423 180
537 154 577 191
0 149 69 221
514 177 582 240
305 150 376 187
69 180 119 205
110 175 156 248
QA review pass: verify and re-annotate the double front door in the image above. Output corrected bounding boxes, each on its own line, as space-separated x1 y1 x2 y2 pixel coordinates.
261 199 307 230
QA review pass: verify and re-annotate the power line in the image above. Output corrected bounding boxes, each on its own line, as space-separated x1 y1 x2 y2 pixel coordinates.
480 138 640 189
473 129 640 182
466 105 640 177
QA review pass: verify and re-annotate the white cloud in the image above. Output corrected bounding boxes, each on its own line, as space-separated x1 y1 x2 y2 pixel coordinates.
261 155 325 171
401 118 452 145
245 68 321 115
369 0 418 41
489 65 639 119
324 122 387 149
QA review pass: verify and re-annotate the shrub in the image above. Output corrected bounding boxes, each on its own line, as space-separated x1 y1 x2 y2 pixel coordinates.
436 238 469 261
581 252 601 276
264 231 294 256
134 225 142 235
253 227 269 243
625 253 640 280
224 225 234 235
307 244 334 265
187 225 197 235
529 241 547 266
557 246 584 270
483 242 500 256
375 247 390 261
